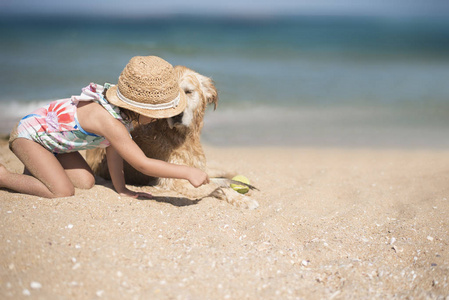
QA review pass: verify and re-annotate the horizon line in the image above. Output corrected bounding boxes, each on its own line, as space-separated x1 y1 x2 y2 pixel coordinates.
1 10 448 21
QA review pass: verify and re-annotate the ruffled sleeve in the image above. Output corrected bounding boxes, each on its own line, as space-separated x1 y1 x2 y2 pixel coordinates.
71 83 133 133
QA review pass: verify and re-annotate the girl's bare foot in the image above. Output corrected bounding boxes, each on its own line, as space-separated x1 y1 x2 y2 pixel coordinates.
0 163 9 187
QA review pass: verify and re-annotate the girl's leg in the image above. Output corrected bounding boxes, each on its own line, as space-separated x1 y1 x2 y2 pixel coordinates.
56 152 95 189
23 152 95 189
2 138 75 198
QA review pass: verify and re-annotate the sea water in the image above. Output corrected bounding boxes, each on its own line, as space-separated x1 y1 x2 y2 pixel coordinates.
1 15 448 147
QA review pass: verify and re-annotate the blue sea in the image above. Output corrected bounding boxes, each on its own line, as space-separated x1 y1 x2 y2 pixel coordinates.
1 15 448 148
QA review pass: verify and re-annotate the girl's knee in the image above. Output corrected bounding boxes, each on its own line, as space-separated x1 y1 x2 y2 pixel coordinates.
52 185 75 198
66 169 95 190
70 170 95 190
77 175 95 190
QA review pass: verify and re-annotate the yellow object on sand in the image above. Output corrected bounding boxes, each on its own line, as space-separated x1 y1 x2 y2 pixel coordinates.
231 175 250 194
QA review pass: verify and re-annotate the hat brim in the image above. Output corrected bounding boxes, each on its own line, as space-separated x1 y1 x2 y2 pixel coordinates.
105 85 187 119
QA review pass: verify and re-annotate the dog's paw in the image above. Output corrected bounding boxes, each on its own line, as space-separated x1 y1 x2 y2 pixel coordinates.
239 195 259 210
221 189 259 210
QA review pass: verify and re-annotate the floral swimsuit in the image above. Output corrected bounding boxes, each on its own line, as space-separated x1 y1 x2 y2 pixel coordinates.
9 83 133 154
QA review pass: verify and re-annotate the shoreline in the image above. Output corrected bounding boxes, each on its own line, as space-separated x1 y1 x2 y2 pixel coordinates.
1 139 449 298
2 103 449 149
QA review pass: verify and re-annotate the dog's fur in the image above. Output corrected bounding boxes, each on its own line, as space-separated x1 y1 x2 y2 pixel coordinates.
86 66 259 209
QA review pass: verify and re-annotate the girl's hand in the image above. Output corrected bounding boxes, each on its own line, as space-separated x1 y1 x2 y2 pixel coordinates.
119 188 153 199
187 168 210 188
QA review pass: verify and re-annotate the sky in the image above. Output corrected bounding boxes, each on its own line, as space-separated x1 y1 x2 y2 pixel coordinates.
1 0 449 17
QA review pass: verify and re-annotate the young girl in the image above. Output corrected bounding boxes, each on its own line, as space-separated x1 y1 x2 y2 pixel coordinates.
0 56 209 199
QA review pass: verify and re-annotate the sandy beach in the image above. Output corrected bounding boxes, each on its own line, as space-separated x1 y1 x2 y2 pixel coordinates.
1 137 448 299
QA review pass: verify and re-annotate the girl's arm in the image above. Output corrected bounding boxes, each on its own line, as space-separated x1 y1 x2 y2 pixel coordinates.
106 146 153 199
79 102 209 187
106 123 209 187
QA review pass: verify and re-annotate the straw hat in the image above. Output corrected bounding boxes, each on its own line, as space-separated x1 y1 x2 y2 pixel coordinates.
106 56 186 118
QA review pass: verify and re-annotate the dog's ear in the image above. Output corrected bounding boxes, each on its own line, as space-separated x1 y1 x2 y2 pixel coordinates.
198 75 218 110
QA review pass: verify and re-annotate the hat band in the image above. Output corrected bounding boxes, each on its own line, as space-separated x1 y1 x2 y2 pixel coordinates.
116 87 180 110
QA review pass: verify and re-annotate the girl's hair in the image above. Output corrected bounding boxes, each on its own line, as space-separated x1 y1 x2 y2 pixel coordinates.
120 108 140 123
103 86 140 123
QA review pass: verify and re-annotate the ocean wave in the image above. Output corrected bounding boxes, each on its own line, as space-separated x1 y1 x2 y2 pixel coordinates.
1 101 448 148
201 105 449 148
0 100 49 135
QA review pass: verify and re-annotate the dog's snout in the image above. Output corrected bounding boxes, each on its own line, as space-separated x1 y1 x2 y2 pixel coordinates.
172 112 184 124
167 112 185 129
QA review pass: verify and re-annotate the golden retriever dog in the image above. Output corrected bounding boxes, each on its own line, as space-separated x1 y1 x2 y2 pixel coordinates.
86 66 259 209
